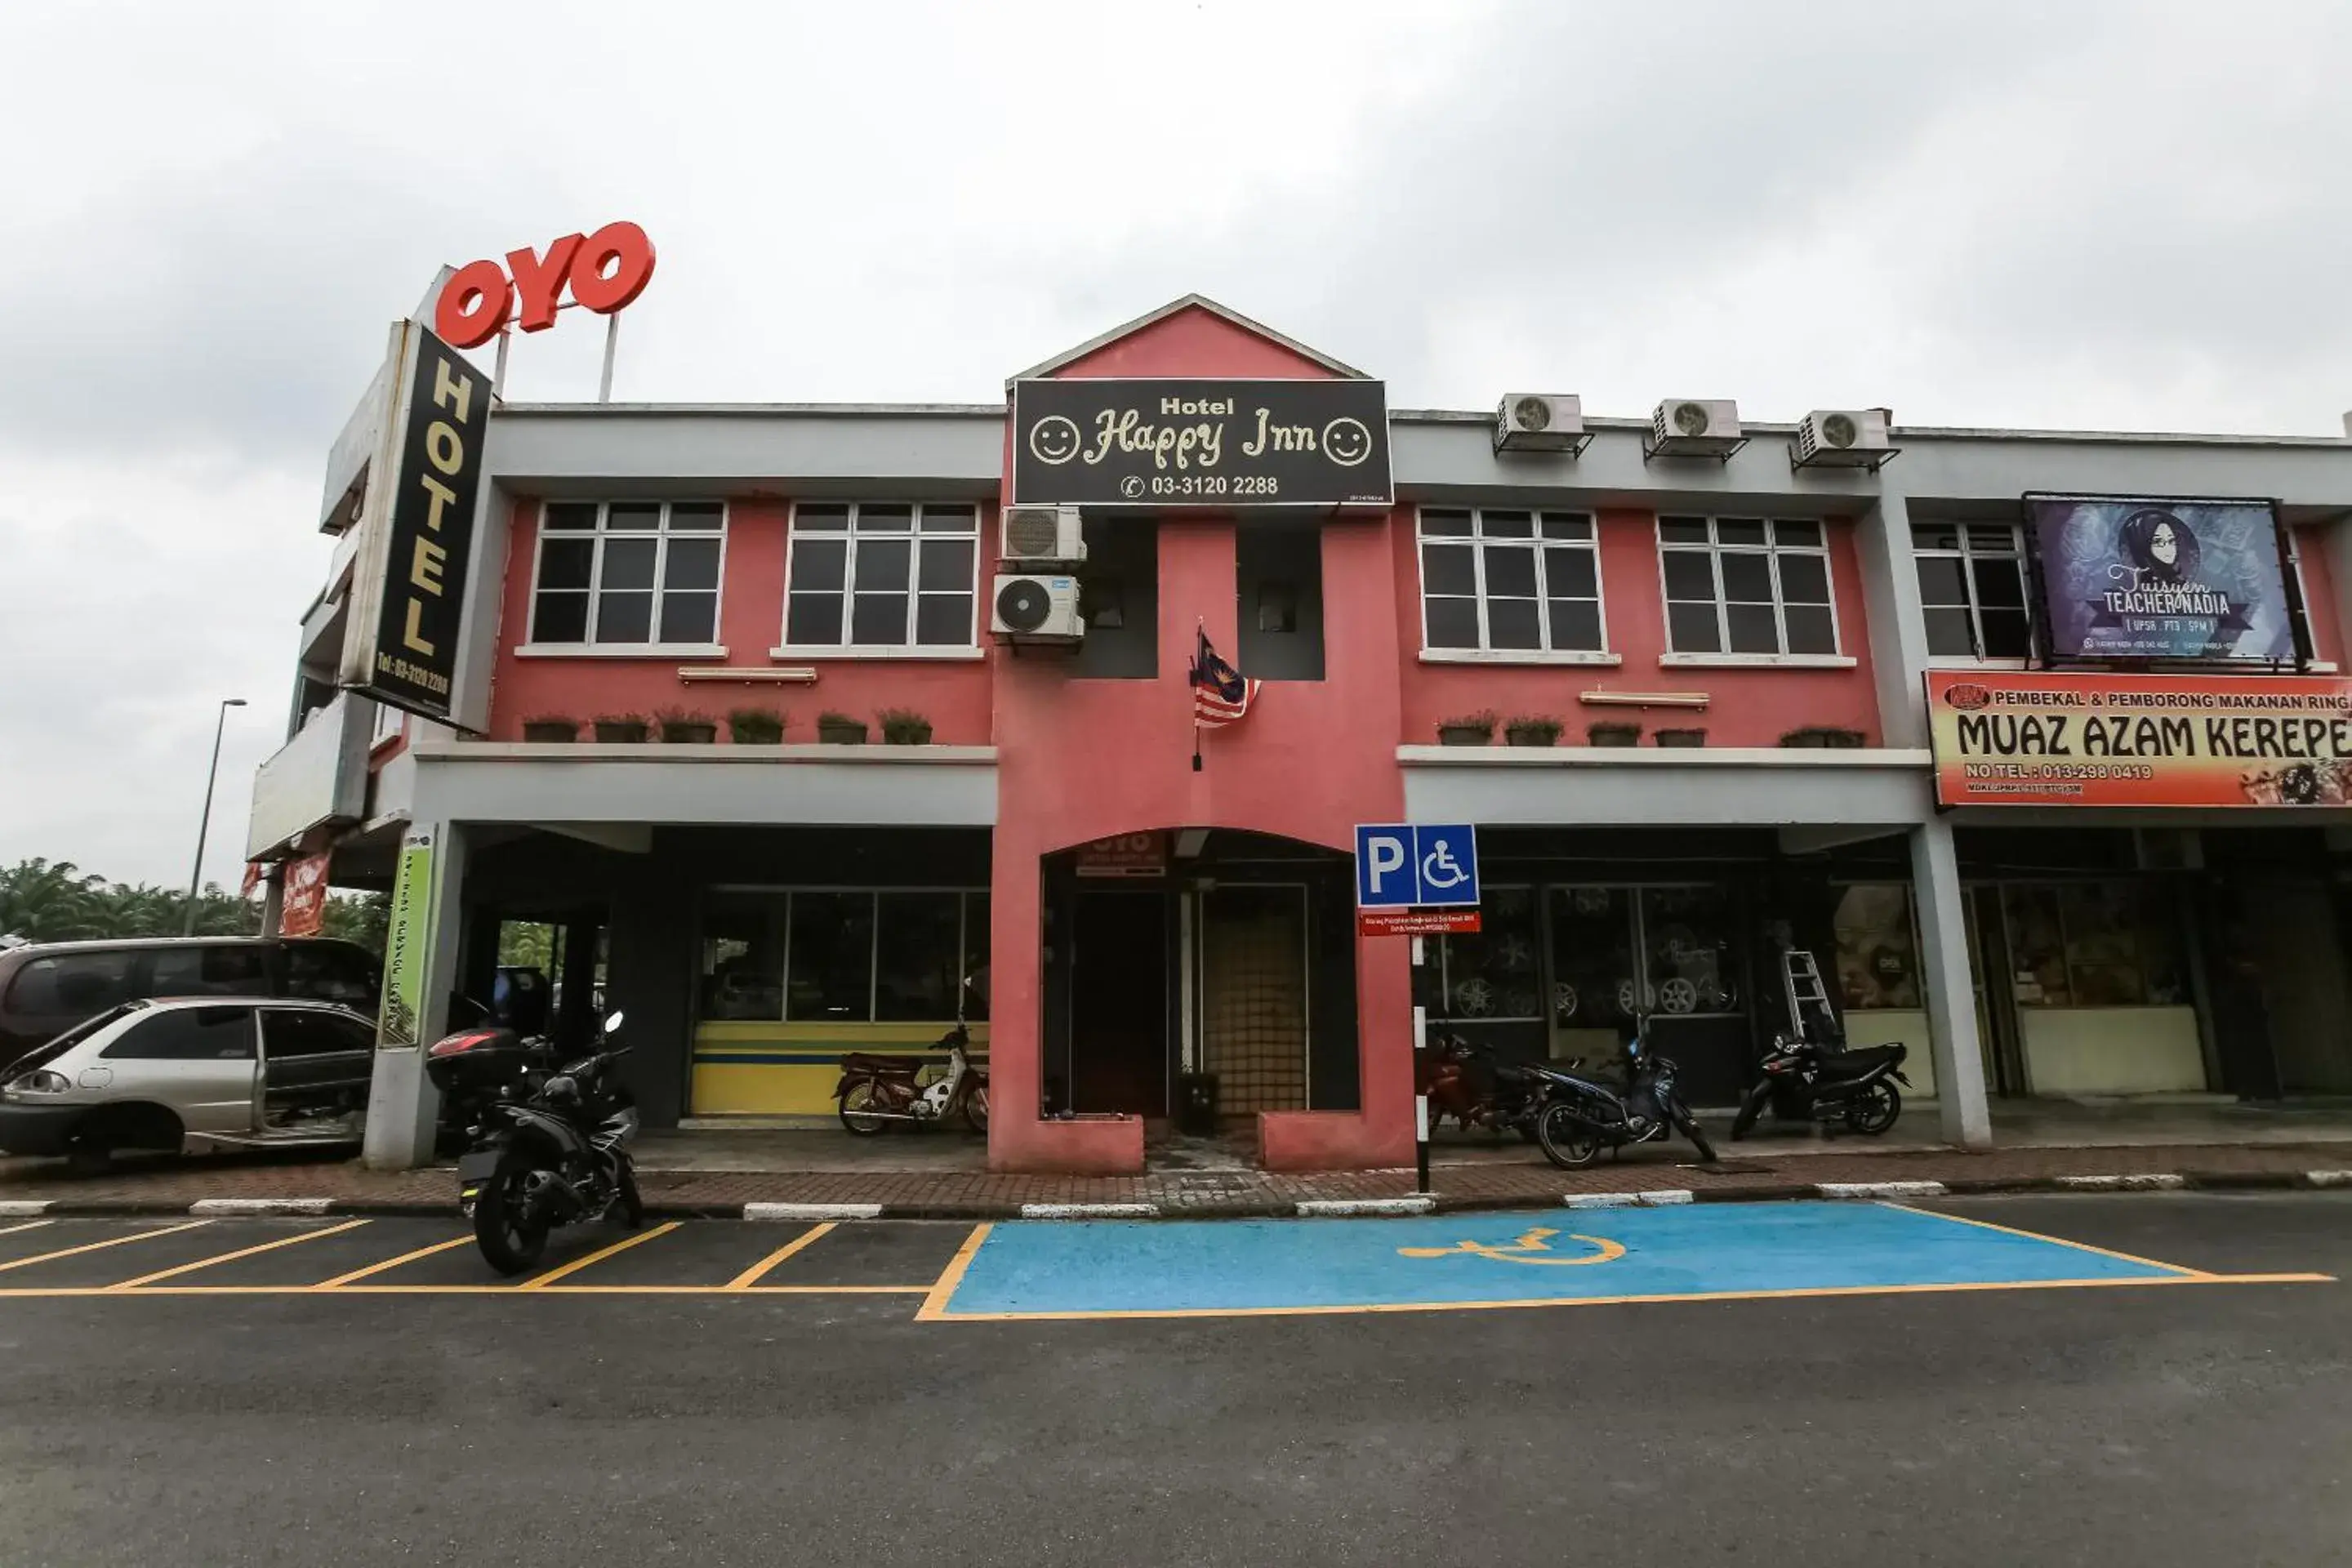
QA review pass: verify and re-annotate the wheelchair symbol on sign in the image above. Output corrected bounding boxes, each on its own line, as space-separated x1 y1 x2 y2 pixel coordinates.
1396 1227 1626 1267
1420 842 1469 893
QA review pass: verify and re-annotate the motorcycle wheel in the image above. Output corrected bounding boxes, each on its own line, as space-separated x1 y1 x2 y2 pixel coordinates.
1730 1083 1768 1141
1673 1105 1718 1164
1535 1102 1603 1170
963 1081 990 1134
838 1080 890 1136
474 1169 550 1276
1845 1081 1901 1137
615 1163 644 1228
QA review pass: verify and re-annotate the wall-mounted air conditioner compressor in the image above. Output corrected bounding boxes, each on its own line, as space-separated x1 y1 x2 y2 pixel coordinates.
991 573 1085 643
1645 399 1746 461
1493 393 1589 455
1792 408 1898 472
1000 504 1086 566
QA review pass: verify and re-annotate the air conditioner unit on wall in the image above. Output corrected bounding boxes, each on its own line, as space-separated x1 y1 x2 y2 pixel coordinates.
1000 504 1086 566
1645 399 1745 462
1792 408 1898 472
1494 393 1590 455
990 572 1085 643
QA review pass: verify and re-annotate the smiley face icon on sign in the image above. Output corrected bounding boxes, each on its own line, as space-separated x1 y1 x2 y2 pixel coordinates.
1030 415 1082 466
1322 416 1373 467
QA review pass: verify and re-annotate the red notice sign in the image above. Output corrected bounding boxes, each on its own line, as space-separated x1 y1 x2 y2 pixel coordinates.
1357 908 1481 938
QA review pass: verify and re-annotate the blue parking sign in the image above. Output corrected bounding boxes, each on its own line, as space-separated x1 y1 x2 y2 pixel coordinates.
1355 823 1479 908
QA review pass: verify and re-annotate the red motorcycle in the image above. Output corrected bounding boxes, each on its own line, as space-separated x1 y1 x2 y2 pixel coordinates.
834 1024 988 1135
1418 1033 1544 1140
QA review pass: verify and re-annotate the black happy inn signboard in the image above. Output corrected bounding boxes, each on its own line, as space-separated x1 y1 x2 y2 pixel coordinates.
1012 378 1392 508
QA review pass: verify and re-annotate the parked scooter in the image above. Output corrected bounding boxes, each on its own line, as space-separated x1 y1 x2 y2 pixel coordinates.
427 1011 644 1275
1731 1036 1909 1140
1530 1026 1716 1168
835 1022 989 1135
1419 1032 1545 1140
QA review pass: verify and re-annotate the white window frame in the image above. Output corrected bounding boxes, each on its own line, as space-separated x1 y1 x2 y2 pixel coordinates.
519 500 730 656
1913 519 2034 668
1654 515 1850 667
1414 506 1619 666
773 501 984 661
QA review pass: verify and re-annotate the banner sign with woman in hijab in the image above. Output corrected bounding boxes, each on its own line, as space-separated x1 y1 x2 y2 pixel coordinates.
2026 494 2301 664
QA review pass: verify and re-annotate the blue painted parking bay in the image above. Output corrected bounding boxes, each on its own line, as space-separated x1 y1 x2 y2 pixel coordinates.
924 1202 2256 1321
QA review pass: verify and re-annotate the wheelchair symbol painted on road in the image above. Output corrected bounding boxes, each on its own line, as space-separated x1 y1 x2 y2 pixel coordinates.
1396 1227 1626 1267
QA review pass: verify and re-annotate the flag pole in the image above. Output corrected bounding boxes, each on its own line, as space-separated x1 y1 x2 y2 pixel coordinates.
1192 617 1205 772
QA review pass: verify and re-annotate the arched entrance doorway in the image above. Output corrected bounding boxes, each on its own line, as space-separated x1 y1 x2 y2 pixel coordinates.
1040 829 1358 1129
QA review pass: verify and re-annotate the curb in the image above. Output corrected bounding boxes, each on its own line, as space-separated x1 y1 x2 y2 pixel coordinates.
7 1168 2345 1222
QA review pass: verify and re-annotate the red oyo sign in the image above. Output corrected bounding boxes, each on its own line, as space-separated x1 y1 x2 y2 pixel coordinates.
433 220 657 350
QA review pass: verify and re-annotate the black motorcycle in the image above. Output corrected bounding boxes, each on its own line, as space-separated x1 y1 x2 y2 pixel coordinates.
1731 1035 1909 1140
1530 1031 1716 1168
426 1011 644 1275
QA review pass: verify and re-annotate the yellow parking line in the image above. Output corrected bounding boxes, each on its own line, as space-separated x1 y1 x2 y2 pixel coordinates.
0 1219 56 1240
108 1219 372 1290
517 1222 681 1289
314 1235 474 1288
0 1220 211 1275
0 1281 953 1298
1880 1201 2210 1277
915 1223 991 1321
725 1222 835 1290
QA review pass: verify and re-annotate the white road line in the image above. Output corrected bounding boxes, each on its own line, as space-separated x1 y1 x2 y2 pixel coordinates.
1816 1181 1948 1200
2052 1174 2187 1192
1295 1198 1434 1217
2307 1170 2352 1188
1020 1203 1160 1219
742 1202 884 1222
189 1198 336 1216
0 1201 51 1217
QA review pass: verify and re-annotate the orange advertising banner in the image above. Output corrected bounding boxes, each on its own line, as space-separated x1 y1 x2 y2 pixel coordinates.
1925 670 2352 808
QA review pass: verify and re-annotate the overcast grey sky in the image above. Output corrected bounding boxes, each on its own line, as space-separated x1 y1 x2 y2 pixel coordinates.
2 0 2348 886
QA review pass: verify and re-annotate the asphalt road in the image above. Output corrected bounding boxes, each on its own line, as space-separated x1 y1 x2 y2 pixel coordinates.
1 1194 2347 1567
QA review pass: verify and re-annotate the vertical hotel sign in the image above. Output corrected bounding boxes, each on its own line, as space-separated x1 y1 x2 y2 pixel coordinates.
340 321 493 724
377 833 435 1048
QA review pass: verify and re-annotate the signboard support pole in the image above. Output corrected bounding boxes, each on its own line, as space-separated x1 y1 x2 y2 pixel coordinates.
1411 997 1430 1197
492 327 511 400
598 313 620 403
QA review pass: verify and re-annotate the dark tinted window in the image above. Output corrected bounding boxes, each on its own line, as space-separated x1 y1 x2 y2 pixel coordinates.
4 951 136 1017
262 1009 373 1059
283 945 380 1008
146 945 270 999
104 1005 256 1061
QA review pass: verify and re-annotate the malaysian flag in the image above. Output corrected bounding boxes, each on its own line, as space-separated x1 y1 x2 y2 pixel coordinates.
1190 627 1259 728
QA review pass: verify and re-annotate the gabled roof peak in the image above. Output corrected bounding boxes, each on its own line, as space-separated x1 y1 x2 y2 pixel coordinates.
1010 293 1368 384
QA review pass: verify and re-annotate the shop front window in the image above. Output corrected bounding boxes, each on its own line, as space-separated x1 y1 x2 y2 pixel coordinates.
1637 886 1740 1017
2002 882 2187 1008
1833 884 1922 1009
698 889 990 1024
1546 886 1638 1027
1430 887 1543 1019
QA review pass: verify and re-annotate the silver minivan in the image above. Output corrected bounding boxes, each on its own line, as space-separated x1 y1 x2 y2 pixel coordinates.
0 997 375 1172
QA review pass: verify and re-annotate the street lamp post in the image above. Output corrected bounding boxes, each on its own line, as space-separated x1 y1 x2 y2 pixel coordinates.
181 697 247 937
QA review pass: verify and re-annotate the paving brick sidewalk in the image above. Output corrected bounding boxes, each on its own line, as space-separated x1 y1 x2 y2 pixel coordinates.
6 1141 2349 1218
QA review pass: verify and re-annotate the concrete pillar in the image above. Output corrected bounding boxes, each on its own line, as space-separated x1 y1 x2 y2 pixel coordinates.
362 821 468 1169
1910 815 1992 1148
1855 488 1933 748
